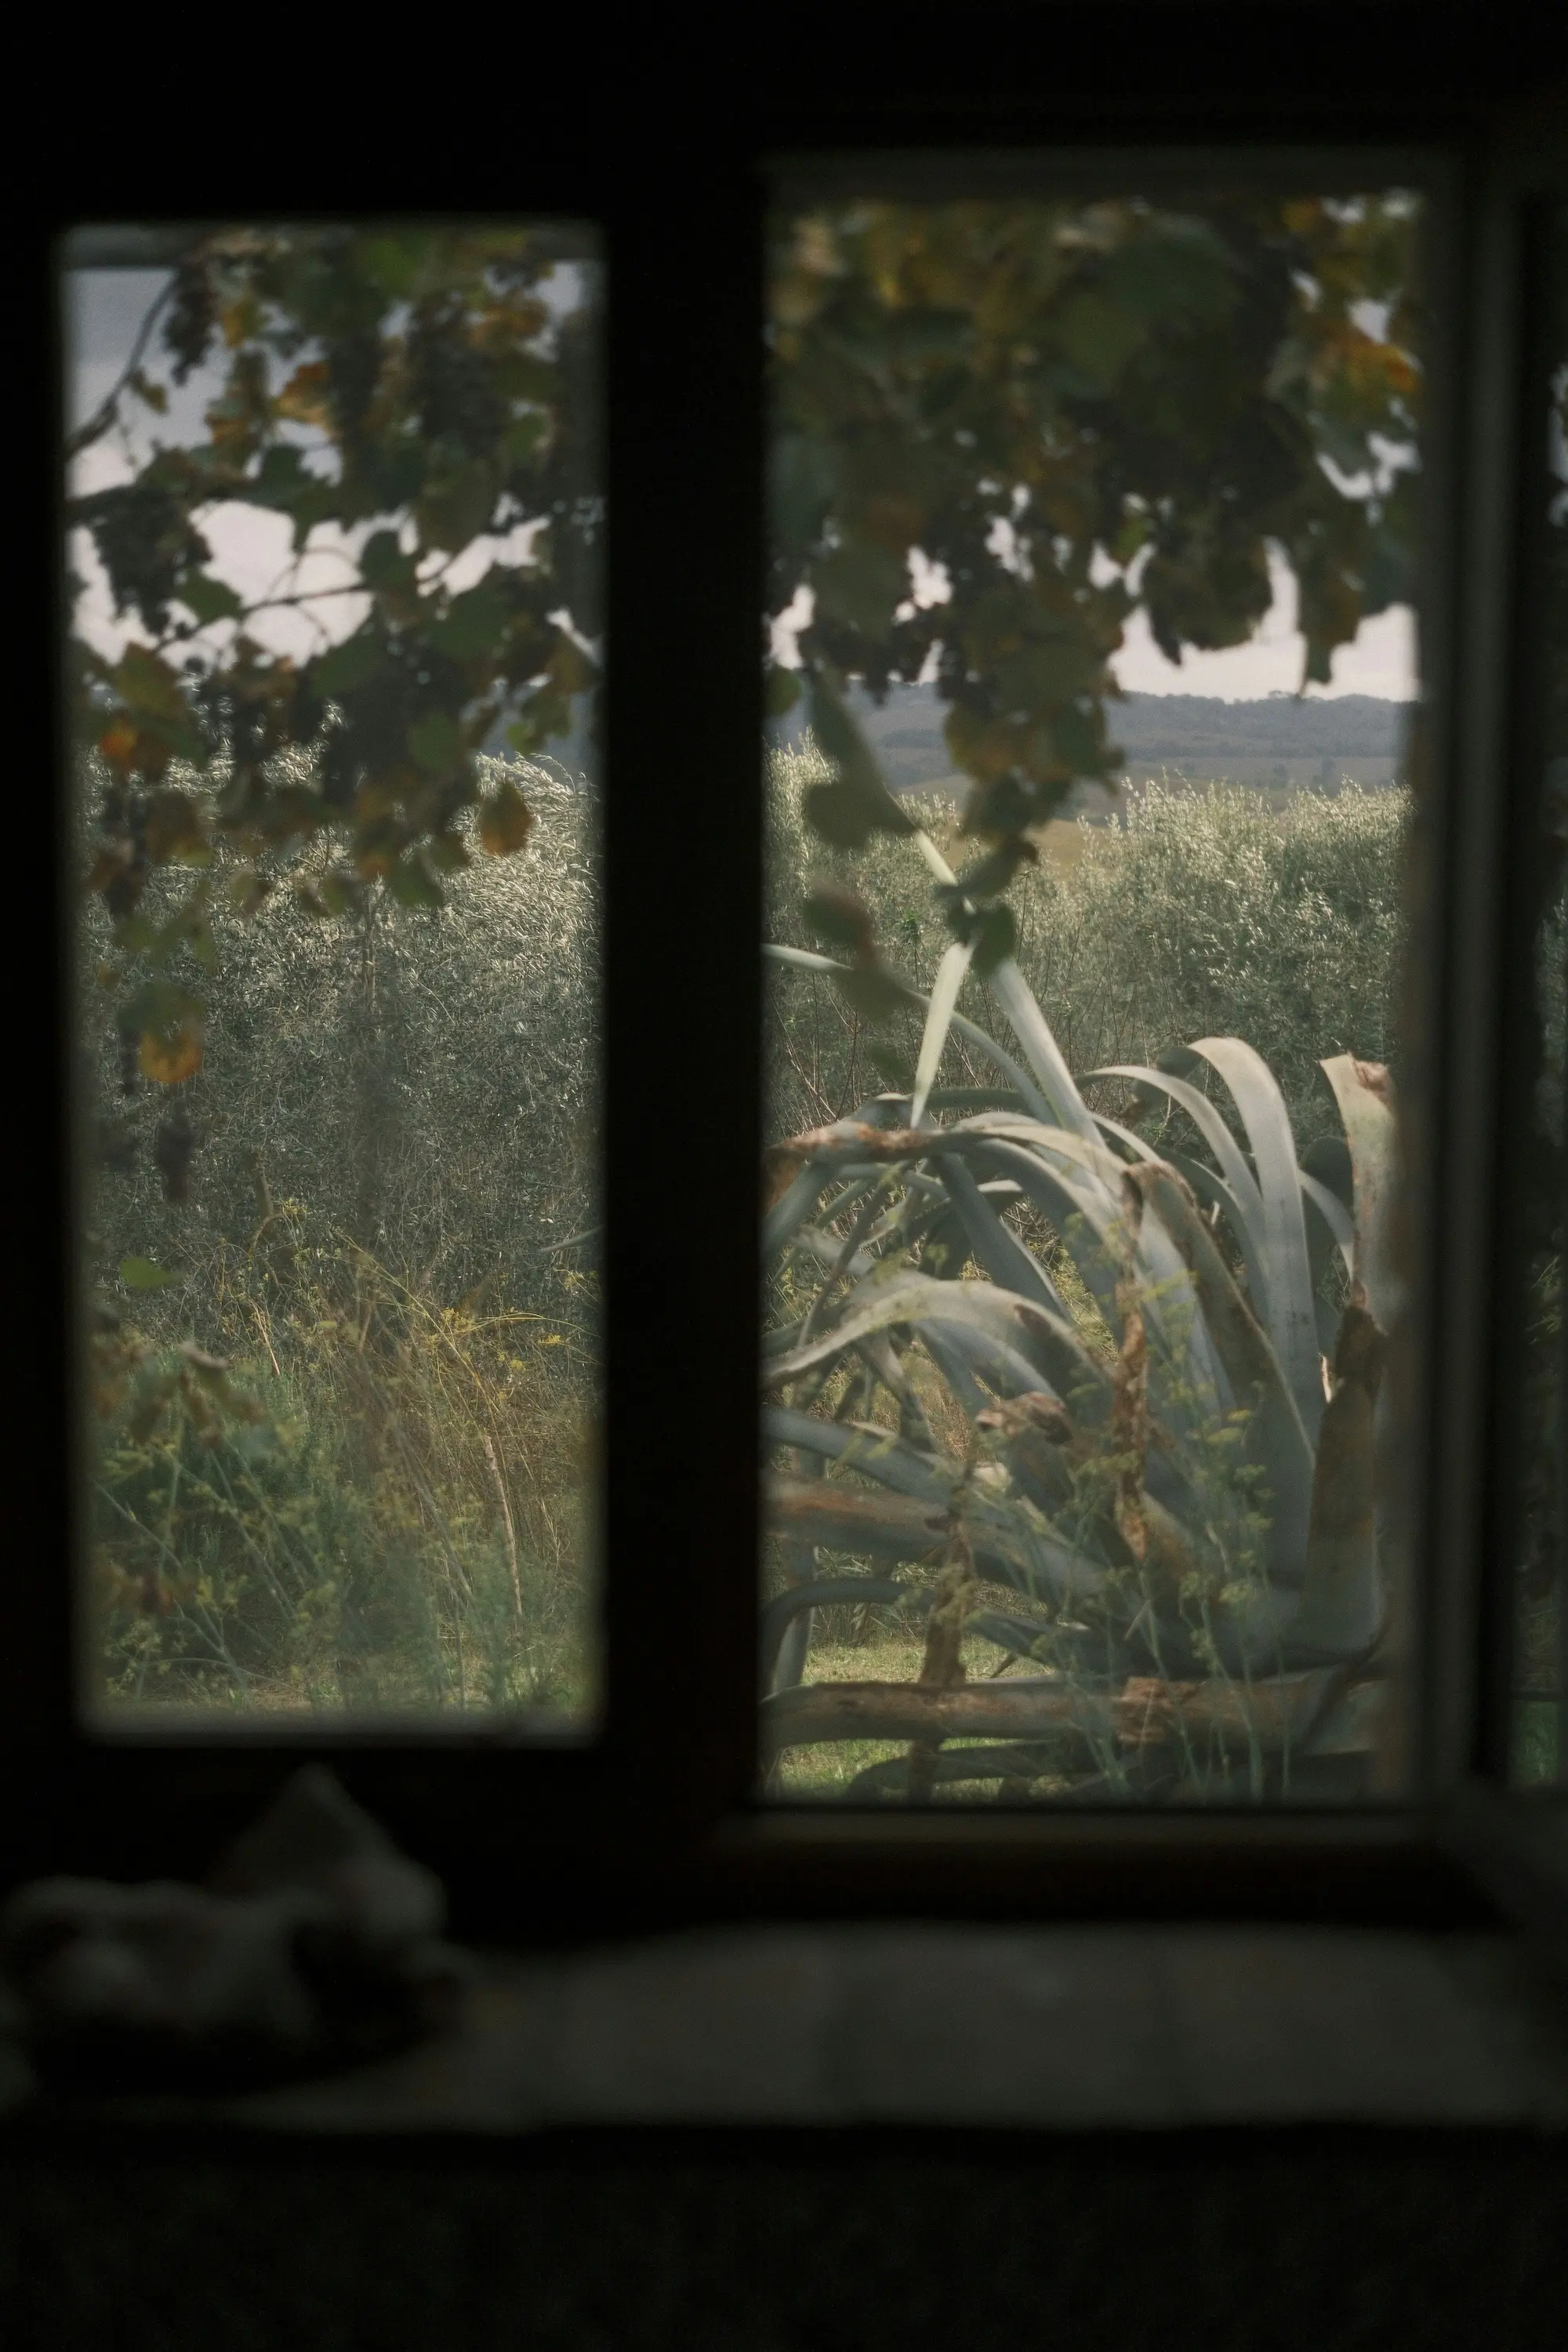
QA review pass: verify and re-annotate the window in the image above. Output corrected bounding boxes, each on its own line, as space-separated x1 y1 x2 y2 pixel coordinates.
65 225 604 1737
9 26 1567 1935
759 169 1427 1809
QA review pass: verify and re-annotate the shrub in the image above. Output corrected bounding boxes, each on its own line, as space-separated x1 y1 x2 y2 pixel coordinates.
82 756 600 1715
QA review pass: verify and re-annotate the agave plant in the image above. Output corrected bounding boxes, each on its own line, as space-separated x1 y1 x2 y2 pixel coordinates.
762 826 1403 1803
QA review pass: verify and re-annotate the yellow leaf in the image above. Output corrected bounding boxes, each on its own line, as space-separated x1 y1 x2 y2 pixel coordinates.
478 780 534 857
144 789 209 864
141 1020 203 1085
275 361 332 426
98 720 140 775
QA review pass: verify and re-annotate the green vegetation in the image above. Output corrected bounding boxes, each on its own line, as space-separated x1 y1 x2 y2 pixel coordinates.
87 742 1406 1729
68 210 1443 1747
763 746 1408 1804
768 742 1406 1154
85 758 599 1718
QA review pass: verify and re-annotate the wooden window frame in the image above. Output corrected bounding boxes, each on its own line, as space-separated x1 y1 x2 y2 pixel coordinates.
9 9 1566 1947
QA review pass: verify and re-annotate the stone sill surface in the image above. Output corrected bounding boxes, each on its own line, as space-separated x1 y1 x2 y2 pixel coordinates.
22 1924 1565 2138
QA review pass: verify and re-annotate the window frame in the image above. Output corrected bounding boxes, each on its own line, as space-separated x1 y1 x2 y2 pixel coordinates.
9 20 1567 1944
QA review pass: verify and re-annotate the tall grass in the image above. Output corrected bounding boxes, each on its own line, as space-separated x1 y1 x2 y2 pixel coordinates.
767 741 1407 1152
92 1235 596 1719
83 756 601 1718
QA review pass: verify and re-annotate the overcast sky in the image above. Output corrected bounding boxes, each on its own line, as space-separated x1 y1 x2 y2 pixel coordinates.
69 267 1417 701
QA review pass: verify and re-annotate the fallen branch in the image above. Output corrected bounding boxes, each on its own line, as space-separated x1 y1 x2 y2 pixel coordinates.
760 1664 1347 1762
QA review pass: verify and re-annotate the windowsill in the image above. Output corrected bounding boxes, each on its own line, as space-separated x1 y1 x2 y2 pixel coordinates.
9 1924 1568 2136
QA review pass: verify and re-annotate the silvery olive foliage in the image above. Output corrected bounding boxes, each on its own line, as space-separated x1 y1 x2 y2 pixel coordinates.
85 755 599 1330
767 743 1406 1156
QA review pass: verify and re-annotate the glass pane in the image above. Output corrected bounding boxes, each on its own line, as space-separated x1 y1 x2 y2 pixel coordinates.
68 224 603 1729
762 180 1425 1804
1511 202 1567 1788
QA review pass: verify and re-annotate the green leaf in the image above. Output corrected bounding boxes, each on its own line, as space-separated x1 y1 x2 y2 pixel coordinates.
120 1256 180 1291
387 851 445 910
812 539 909 637
408 710 463 774
359 233 435 299
314 631 386 699
178 572 243 625
804 885 876 957
416 461 495 554
430 579 510 659
867 1042 916 1092
766 663 803 717
1054 291 1146 387
805 672 913 834
804 780 876 849
1047 702 1102 776
833 964 910 1027
360 530 415 590
113 644 188 724
971 904 1017 978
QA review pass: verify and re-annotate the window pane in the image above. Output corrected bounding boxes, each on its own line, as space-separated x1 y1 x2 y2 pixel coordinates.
761 180 1424 1805
1510 201 1568 1788
69 225 602 1730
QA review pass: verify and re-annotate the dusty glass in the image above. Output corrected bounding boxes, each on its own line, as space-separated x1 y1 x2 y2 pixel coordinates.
760 183 1425 1805
69 224 603 1730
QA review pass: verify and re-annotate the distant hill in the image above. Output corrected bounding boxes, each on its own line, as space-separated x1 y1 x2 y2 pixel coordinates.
497 682 1414 799
775 683 1413 799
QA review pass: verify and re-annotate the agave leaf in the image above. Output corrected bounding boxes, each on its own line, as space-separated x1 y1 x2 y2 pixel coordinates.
929 1149 1071 1319
927 1127 1129 1334
1300 1170 1356 1283
1087 1062 1273 1316
764 943 1053 1120
764 1160 851 1258
1185 1038 1322 1444
772 1595 815 1693
1123 1160 1316 1587
1299 1169 1356 1364
918 1324 995 1423
908 829 1098 1142
953 1123 1229 1425
854 1327 916 1403
965 1607 1064 1664
1092 1115 1266 1283
983 960 1102 1142
1319 1054 1402 1332
910 938 976 1127
766 1265 1099 1414
760 1573 908 1686
1305 1675 1388 1757
792 1225 877 1283
764 1407 960 1504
